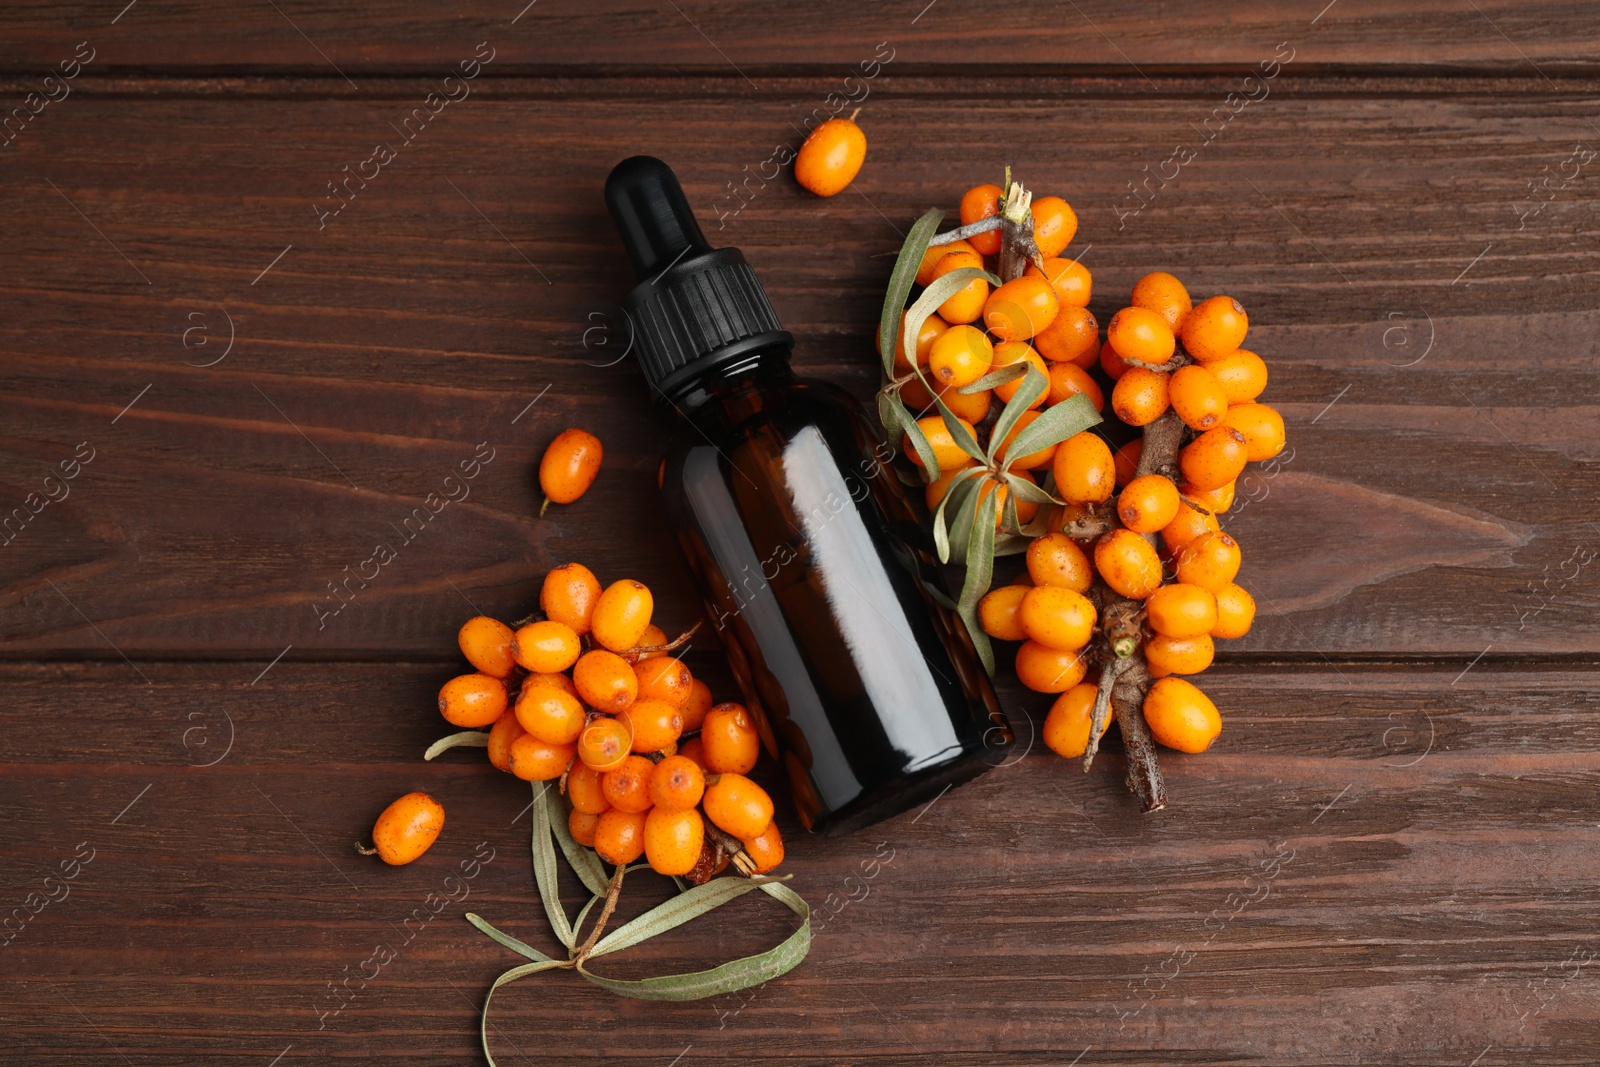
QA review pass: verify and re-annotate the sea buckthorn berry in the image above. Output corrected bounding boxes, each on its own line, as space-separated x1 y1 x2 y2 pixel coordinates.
959 183 1004 256
1019 586 1097 651
509 735 575 782
984 276 1060 342
1100 339 1131 380
648 755 706 812
1027 532 1094 593
996 410 1057 470
1042 683 1107 758
1052 432 1116 505
1118 474 1181 534
592 579 654 652
924 461 978 511
978 584 1030 642
601 755 658 813
644 806 705 876
681 678 714 733
1094 529 1163 599
1222 403 1286 461
438 673 507 728
567 761 610 815
1015 640 1088 693
635 624 669 657
741 821 784 874
882 311 950 373
619 697 684 754
1205 348 1268 404
905 414 979 472
991 342 1048 409
1161 498 1222 553
540 429 603 507
486 711 524 773
574 649 639 712
701 703 761 774
1107 306 1176 365
1145 633 1215 677
1181 295 1249 361
593 809 648 865
1143 677 1222 753
1211 583 1257 639
931 249 990 325
702 772 775 840
458 616 515 678
1111 367 1171 427
977 474 1038 531
1169 364 1228 431
929 324 994 388
935 382 992 423
1180 426 1249 491
677 736 707 769
577 716 632 772
1146 583 1219 639
1113 438 1143 488
1130 271 1193 334
1181 480 1235 514
1046 360 1104 411
916 240 975 286
540 562 602 635
794 116 866 197
1176 530 1242 592
511 620 582 674
514 682 587 745
364 792 444 865
1029 196 1078 258
568 808 603 848
634 656 693 708
1026 256 1092 308
1033 304 1099 365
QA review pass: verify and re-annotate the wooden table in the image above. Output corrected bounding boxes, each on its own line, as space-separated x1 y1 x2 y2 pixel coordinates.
4 4 1598 1064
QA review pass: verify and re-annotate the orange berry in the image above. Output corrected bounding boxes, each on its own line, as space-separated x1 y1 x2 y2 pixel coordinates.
1046 361 1104 411
1026 256 1092 308
1168 364 1228 431
1180 427 1250 491
924 460 978 511
984 276 1059 342
1181 295 1248 361
928 324 994 388
794 117 866 197
1111 367 1171 427
567 761 610 815
931 249 990 325
1146 583 1219 639
978 584 1030 641
366 792 444 866
1029 196 1078 258
634 656 694 708
438 673 507 728
1205 349 1268 404
577 716 632 772
1145 633 1215 677
568 807 604 847
916 241 975 287
509 735 575 781
648 755 706 812
882 311 950 373
601 755 657 813
1033 304 1098 365
592 579 654 652
1112 438 1143 488
457 616 515 678
1143 677 1222 753
1052 432 1115 505
1018 586 1096 651
677 735 707 769
1161 498 1222 554
1095 529 1163 599
1130 271 1192 334
634 624 669 657
1176 530 1242 592
1100 339 1132 380
1042 682 1106 758
935 381 992 424
1222 403 1286 461
996 410 1057 470
1117 474 1181 534
701 703 761 774
1107 306 1176 365
1014 640 1088 693
1182 480 1235 514
977 474 1039 531
1026 532 1094 593
593 809 648 865
539 428 602 506
514 681 587 745
644 806 705 876
486 711 524 773
511 619 582 674
905 414 978 472
958 183 1004 256
540 562 602 635
702 772 774 841
1211 583 1257 639
573 649 639 713
619 697 684 754
991 342 1048 409
741 821 785 874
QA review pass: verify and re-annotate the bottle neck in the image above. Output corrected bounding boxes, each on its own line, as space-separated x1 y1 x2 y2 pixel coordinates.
667 342 796 420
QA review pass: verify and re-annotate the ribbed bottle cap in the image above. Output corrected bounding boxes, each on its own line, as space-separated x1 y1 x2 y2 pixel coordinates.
605 156 791 397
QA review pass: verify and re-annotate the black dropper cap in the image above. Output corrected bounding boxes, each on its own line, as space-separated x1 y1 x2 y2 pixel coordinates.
605 156 791 399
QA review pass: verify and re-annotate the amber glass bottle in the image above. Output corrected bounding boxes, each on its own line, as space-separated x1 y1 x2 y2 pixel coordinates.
605 156 1009 836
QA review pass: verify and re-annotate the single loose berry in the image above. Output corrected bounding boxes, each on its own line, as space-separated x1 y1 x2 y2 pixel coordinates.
458 616 515 678
794 117 866 197
539 429 602 507
1143 677 1222 753
363 792 444 866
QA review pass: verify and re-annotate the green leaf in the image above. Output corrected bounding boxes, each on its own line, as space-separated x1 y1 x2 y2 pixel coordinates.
999 392 1101 472
937 402 986 464
530 785 574 949
922 580 959 611
465 912 557 964
992 532 1032 557
999 487 1021 535
957 362 1027 395
986 364 1050 465
423 730 489 760
479 958 573 1067
879 207 944 379
899 265 1001 388
944 472 986 564
549 792 610 897
931 466 986 564
589 874 786 959
1004 471 1061 506
885 390 940 483
957 485 998 675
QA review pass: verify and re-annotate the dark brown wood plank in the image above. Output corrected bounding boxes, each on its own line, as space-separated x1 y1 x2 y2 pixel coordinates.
2 82 1598 657
2 661 1597 1065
